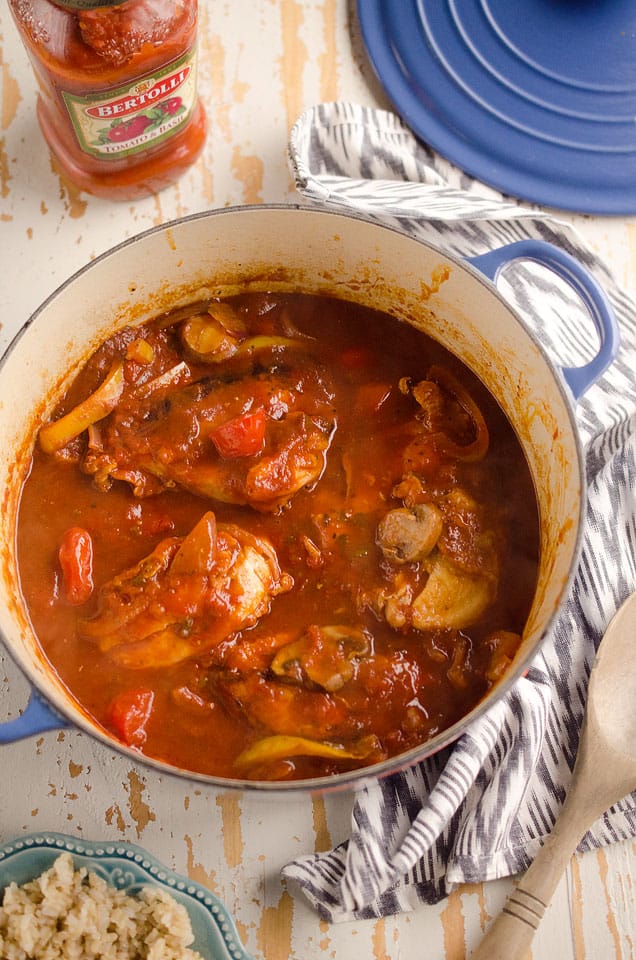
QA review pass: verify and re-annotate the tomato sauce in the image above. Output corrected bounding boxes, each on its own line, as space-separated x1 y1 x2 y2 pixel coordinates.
8 0 207 199
16 294 540 781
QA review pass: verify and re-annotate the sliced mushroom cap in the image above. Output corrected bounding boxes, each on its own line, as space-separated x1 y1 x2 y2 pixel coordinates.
271 624 371 692
376 503 443 564
411 554 495 631
180 313 240 362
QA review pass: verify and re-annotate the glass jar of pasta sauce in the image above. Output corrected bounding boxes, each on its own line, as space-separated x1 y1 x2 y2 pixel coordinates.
8 0 207 200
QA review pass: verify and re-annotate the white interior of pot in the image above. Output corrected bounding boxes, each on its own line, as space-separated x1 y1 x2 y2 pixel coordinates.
0 206 583 786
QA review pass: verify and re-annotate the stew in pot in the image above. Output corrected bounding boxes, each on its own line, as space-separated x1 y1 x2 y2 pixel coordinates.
17 293 540 781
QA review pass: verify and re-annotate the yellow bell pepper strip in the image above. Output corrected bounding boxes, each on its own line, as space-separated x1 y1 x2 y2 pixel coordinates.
234 335 300 356
39 361 125 454
234 733 381 770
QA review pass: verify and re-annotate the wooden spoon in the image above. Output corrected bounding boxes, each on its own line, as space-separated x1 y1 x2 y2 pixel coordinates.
471 590 636 960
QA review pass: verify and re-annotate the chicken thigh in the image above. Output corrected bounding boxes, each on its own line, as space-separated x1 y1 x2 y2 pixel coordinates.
80 511 293 668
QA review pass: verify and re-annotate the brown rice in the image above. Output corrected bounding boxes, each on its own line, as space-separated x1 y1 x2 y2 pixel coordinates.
0 852 203 960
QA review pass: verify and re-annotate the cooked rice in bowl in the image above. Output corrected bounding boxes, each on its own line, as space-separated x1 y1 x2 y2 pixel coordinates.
0 852 202 960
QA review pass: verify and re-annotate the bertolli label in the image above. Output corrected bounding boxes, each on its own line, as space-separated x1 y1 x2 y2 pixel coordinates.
61 50 197 159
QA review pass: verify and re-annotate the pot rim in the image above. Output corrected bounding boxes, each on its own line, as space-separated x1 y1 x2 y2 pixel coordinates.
0 203 588 794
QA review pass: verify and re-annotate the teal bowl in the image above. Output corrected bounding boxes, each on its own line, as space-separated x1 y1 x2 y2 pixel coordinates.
0 831 253 960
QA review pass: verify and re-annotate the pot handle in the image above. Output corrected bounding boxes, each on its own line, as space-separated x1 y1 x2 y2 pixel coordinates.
0 689 69 744
467 239 620 401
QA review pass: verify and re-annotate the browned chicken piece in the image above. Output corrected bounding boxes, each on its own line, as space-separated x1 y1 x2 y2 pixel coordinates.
375 550 495 633
369 370 500 633
217 672 356 742
211 624 429 769
410 554 496 631
212 626 369 745
374 489 499 633
82 360 335 510
80 512 293 668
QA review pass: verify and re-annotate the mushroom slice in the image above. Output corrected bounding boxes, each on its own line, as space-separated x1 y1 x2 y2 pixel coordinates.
377 503 443 564
180 314 241 362
234 733 382 770
411 554 495 631
180 301 249 362
271 625 371 692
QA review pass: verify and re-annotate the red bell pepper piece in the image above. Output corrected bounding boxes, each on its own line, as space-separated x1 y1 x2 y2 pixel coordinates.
210 406 267 458
107 689 155 747
58 527 94 605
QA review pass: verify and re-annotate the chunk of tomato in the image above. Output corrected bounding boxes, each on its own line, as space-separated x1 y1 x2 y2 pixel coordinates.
58 527 94 605
210 406 266 458
107 689 155 747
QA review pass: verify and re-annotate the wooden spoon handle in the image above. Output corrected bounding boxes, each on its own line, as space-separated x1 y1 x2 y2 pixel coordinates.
470 800 588 960
468 892 546 960
469 878 557 960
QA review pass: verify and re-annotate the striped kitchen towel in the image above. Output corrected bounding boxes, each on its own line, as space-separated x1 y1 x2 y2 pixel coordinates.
281 101 636 922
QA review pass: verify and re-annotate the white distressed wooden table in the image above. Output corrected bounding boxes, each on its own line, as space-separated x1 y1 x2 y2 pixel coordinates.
1 3 634 958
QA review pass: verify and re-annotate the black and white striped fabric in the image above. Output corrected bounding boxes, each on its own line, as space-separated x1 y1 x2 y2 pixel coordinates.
281 102 636 922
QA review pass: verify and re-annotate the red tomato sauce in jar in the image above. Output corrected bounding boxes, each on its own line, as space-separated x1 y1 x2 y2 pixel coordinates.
8 0 207 199
16 293 540 782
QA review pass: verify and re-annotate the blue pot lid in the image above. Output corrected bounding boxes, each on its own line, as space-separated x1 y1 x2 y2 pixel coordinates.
356 0 636 214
